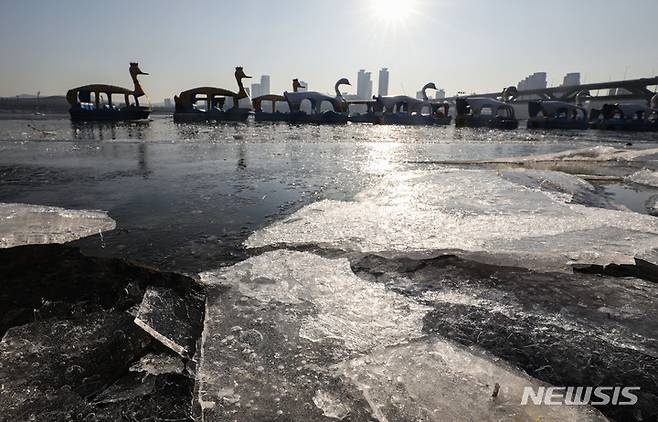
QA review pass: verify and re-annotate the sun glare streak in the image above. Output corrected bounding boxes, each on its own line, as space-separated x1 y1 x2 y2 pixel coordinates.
369 0 418 25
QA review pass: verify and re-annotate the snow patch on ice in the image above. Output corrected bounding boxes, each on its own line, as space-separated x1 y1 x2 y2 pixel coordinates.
0 203 115 248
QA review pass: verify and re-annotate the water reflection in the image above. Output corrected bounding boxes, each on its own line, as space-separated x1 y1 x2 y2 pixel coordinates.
138 143 150 178
237 142 247 170
1 115 656 273
71 120 151 141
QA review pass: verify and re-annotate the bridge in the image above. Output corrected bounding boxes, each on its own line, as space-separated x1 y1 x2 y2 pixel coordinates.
453 76 658 104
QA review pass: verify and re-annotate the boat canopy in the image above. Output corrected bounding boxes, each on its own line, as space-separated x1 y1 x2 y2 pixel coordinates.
66 84 135 105
376 95 425 113
177 87 237 104
284 91 340 114
457 97 515 117
252 94 286 111
529 101 587 119
347 99 377 105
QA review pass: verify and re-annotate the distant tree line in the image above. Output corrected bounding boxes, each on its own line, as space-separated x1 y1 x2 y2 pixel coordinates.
0 96 69 113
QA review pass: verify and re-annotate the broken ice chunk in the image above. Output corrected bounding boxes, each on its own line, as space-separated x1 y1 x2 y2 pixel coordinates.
129 352 186 377
0 202 115 248
246 169 658 272
313 390 350 420
495 146 658 163
197 250 607 421
626 169 658 188
133 286 204 359
339 338 607 422
200 250 430 353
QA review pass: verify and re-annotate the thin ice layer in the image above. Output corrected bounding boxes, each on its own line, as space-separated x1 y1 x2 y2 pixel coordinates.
626 169 658 188
246 169 658 271
493 146 658 163
0 203 115 248
200 250 430 353
197 251 605 421
340 338 607 422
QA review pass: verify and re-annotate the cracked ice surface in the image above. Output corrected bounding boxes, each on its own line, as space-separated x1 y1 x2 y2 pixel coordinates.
0 203 115 248
492 146 658 163
246 169 658 271
200 250 430 353
626 169 658 188
197 251 605 421
340 338 607 422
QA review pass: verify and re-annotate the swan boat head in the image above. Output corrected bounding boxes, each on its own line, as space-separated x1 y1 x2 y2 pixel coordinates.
292 79 306 92
129 62 149 98
421 82 437 101
235 67 252 99
501 86 519 103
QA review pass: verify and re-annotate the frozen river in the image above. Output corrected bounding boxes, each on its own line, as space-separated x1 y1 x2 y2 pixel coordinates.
1 115 658 421
1 115 657 272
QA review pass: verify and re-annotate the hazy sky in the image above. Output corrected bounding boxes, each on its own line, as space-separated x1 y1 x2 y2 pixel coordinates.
1 0 657 100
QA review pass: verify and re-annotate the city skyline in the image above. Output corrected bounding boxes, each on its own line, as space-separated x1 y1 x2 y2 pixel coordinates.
1 0 657 100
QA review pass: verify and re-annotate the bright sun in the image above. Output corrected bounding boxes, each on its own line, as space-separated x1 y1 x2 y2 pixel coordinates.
370 0 416 24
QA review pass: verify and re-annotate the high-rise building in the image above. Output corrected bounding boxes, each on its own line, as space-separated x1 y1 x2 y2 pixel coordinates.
435 89 446 100
357 70 373 100
378 68 389 97
416 90 424 100
517 72 547 91
163 98 172 108
562 72 581 87
250 75 271 99
251 83 261 99
260 75 270 96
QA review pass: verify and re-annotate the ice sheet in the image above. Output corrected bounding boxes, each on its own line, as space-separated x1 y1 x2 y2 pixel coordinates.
494 146 658 163
0 202 115 248
340 338 607 422
200 250 430 353
246 169 658 271
626 169 658 188
197 251 606 421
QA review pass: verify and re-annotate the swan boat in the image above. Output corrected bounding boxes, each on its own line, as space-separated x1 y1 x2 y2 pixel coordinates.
67 63 151 122
348 83 451 125
526 100 589 130
589 96 658 131
283 78 351 124
455 87 519 129
174 67 252 122
252 79 303 122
